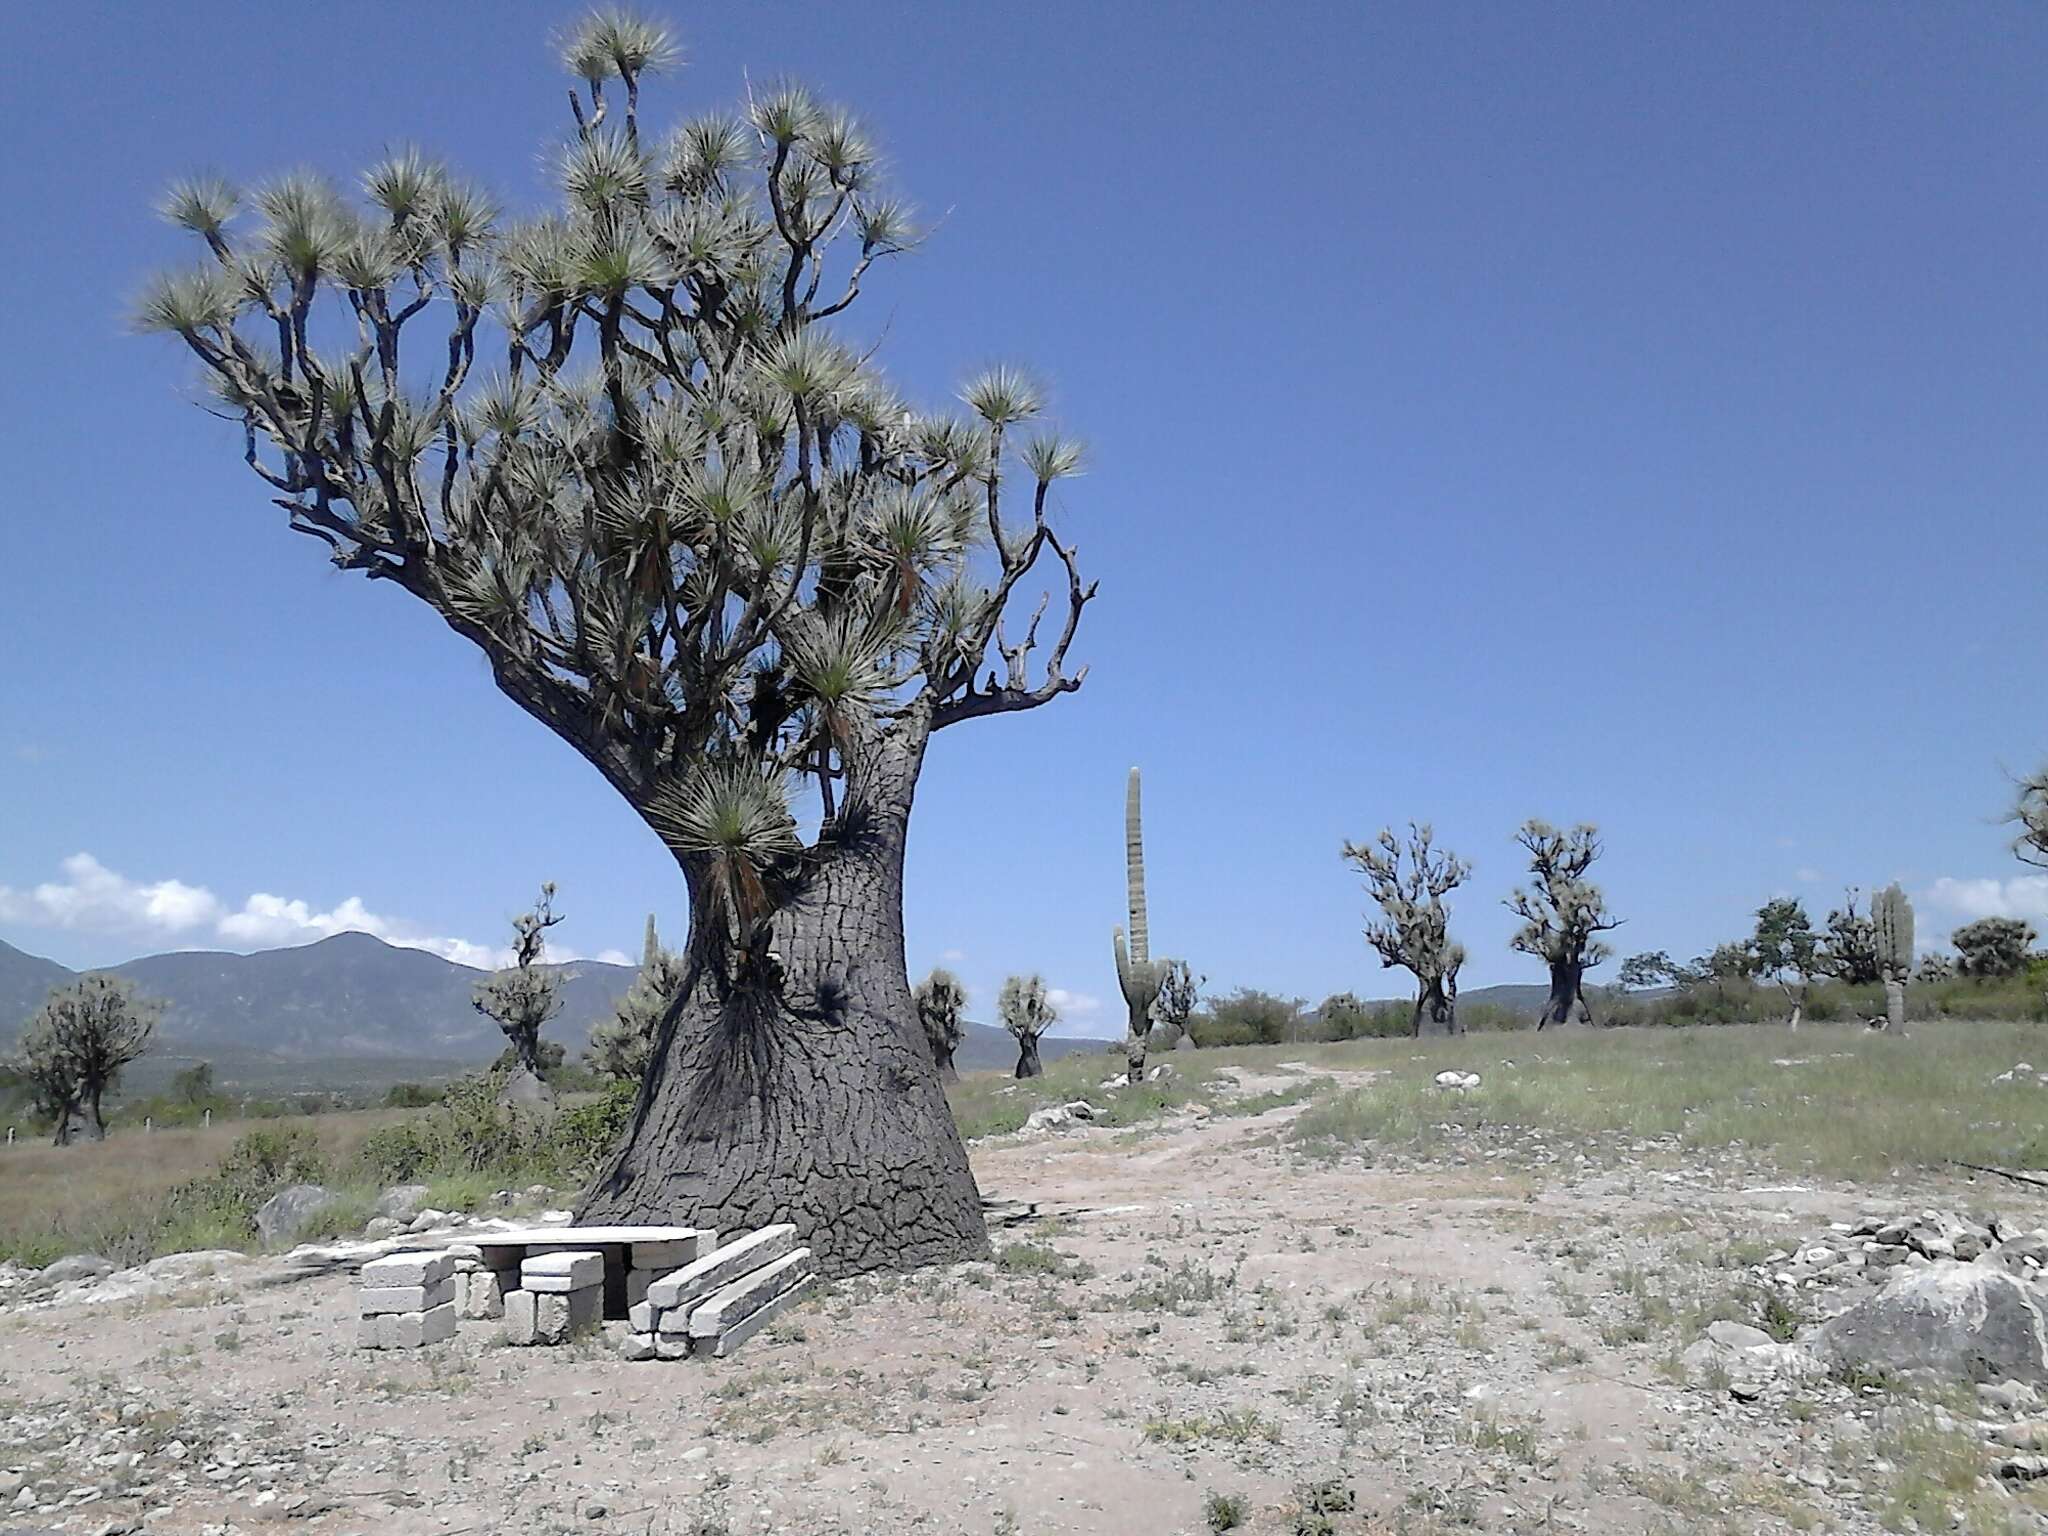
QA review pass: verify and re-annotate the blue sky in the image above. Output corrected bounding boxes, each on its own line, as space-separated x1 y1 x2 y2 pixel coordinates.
3 3 2045 1032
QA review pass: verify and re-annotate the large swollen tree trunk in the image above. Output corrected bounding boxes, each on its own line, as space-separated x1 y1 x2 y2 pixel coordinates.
1536 960 1589 1029
1014 1037 1044 1079
579 729 989 1278
1412 976 1460 1037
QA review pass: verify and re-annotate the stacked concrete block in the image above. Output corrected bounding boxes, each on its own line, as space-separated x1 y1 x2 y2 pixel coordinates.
356 1251 458 1350
504 1249 604 1346
622 1224 815 1360
687 1247 817 1358
447 1243 517 1321
625 1231 716 1312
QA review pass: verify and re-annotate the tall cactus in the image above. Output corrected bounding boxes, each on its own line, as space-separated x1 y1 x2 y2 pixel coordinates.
1114 767 1169 1084
1871 882 1915 1031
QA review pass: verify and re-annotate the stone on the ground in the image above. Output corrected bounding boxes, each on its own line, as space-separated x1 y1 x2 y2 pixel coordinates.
373 1184 432 1222
34 1253 115 1288
1980 1231 2048 1280
1022 1101 1097 1133
1819 1261 2048 1384
1433 1070 1482 1091
362 1217 403 1240
648 1226 798 1313
253 1184 336 1246
620 1332 657 1361
1706 1320 1775 1350
406 1208 450 1233
362 1251 457 1288
1681 1320 1824 1393
521 1250 603 1292
358 1279 455 1314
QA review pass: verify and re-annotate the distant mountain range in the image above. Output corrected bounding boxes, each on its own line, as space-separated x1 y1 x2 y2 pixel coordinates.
0 933 1111 1076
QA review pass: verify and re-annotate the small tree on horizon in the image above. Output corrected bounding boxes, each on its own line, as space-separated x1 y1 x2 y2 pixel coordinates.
472 883 566 1103
1952 916 2036 978
913 968 967 1083
2015 767 2048 869
998 974 1057 1079
1506 821 1621 1028
1814 889 1883 986
1751 897 1819 1026
14 1014 85 1145
1343 823 1470 1036
23 975 161 1139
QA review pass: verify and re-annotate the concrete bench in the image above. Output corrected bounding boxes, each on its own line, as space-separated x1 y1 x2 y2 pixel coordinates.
467 1225 715 1321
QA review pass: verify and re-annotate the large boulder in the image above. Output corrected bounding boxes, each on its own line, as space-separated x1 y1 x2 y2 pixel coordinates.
1820 1261 2048 1384
374 1184 433 1223
254 1184 337 1247
1680 1319 1825 1395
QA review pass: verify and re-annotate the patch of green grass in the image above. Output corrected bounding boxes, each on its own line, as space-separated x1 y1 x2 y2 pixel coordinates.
1285 1019 2048 1180
1876 1410 2016 1533
995 1242 1069 1275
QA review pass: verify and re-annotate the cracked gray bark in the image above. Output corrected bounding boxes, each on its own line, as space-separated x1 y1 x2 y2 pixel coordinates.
580 719 990 1276
1537 960 1591 1029
1413 976 1459 1037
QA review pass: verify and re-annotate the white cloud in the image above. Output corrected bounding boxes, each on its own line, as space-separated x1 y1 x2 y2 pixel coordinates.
0 852 223 934
591 948 632 967
1046 987 1101 1018
940 947 967 963
1920 875 2048 941
1794 867 1822 884
0 851 632 972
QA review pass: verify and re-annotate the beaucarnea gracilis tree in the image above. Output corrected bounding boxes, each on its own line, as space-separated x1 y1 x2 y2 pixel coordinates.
913 967 966 1084
1341 823 1470 1036
18 975 161 1142
999 974 1058 1080
2018 768 2048 870
138 10 1097 1273
1952 916 2036 979
1506 821 1620 1028
470 882 567 1104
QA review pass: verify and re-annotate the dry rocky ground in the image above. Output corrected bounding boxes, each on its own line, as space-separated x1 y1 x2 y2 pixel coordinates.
5 1057 2048 1536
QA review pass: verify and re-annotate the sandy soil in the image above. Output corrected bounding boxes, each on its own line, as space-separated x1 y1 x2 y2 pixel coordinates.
3 1063 2044 1535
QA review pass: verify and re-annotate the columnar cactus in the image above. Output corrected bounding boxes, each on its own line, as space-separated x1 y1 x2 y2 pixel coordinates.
1114 768 1170 1083
1871 882 1915 1030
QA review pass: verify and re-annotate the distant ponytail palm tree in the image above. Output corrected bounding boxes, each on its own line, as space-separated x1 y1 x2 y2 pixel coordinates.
999 975 1058 1080
138 10 1095 1273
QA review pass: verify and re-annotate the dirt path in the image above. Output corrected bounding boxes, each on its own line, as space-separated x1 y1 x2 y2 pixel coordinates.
2 1074 2043 1535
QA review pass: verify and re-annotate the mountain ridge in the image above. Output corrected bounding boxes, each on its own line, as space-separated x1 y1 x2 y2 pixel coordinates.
0 931 1113 1072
